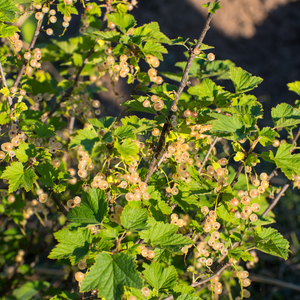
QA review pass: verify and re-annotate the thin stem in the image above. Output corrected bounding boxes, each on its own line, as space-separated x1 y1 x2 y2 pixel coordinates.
162 263 232 300
198 137 219 174
230 137 259 188
0 61 12 106
192 262 232 287
13 13 45 90
249 274 300 292
51 191 68 217
262 180 291 217
144 7 216 184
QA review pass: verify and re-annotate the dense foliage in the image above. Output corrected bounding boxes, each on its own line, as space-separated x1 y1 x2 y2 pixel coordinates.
0 0 300 299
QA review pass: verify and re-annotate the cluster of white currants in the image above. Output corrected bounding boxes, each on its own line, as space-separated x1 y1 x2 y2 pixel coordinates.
0 124 27 159
140 245 155 259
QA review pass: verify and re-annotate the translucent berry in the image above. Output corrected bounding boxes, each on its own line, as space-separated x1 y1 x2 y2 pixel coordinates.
75 271 85 282
193 48 200 55
207 53 215 61
46 28 53 35
141 287 151 297
52 159 60 168
39 193 48 203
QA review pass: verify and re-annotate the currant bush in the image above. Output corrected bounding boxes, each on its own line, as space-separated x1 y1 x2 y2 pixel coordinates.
0 0 298 299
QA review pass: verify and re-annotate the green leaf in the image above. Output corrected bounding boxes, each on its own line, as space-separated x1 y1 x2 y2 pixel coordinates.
11 281 50 300
80 252 142 300
139 221 193 253
50 291 79 300
287 81 300 96
0 0 19 22
187 78 220 101
251 215 275 226
0 86 9 96
48 228 92 265
122 96 157 114
34 122 55 138
1 162 37 192
0 111 9 125
229 66 263 93
271 103 300 128
269 143 300 179
15 142 36 162
0 22 19 38
177 294 201 300
114 138 139 163
90 30 120 42
107 13 136 33
121 115 156 134
68 188 108 226
57 2 78 17
229 248 254 262
254 227 289 260
142 40 167 59
69 126 100 155
209 112 244 135
35 161 59 188
114 125 136 140
14 102 28 118
73 52 83 66
89 117 116 129
143 262 177 291
120 206 148 231
259 127 280 146
209 1 222 14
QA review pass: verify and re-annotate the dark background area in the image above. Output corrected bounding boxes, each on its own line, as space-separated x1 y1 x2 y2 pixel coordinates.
132 0 300 122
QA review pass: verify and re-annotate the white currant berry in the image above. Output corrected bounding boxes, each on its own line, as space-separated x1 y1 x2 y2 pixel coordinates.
141 287 151 297
39 193 48 203
207 53 215 61
75 271 85 282
273 139 280 147
52 159 60 168
193 48 200 55
78 260 87 270
35 12 43 20
50 16 57 23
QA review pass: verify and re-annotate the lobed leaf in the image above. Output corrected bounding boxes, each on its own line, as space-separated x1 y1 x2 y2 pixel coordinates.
80 252 142 300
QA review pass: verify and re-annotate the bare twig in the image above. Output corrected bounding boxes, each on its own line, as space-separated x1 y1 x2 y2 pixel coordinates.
249 274 300 292
262 180 291 217
191 262 232 287
144 6 216 184
198 137 219 174
0 60 12 106
51 191 68 217
230 162 244 188
13 13 45 91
